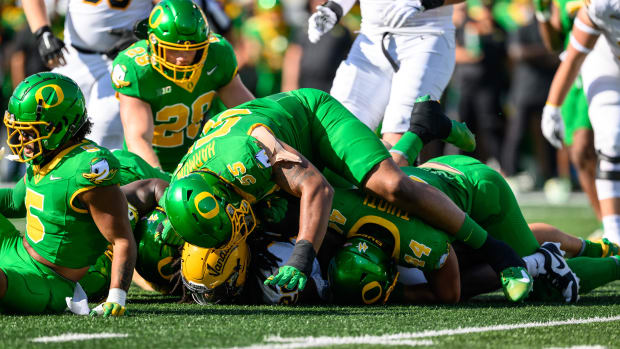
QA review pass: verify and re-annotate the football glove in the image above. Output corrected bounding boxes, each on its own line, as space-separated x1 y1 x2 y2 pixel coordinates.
34 25 66 68
90 288 128 317
541 104 564 149
154 218 184 246
445 120 476 152
264 265 308 291
382 0 425 28
308 2 341 44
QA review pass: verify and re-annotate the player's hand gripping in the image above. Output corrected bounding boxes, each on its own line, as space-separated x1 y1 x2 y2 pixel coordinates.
382 0 425 28
308 1 342 44
264 265 308 290
34 25 66 68
90 288 128 317
541 104 564 149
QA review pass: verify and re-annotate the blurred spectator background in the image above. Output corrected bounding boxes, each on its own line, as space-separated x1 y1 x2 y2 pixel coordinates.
0 0 579 199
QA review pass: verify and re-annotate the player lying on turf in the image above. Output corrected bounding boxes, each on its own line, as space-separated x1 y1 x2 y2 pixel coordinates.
177 155 618 305
327 155 620 304
0 73 135 316
162 88 531 302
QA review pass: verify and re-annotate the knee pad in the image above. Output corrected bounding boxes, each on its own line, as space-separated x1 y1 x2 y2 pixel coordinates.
595 151 620 200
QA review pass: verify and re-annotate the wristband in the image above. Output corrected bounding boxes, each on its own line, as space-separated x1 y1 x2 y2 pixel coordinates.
285 239 316 275
389 132 423 166
323 1 344 21
106 288 127 307
33 25 52 39
420 0 444 10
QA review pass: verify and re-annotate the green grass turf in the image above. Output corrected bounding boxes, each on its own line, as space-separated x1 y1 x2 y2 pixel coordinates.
2 204 619 349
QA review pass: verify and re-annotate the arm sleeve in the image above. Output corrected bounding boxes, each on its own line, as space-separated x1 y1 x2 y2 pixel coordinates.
0 178 27 218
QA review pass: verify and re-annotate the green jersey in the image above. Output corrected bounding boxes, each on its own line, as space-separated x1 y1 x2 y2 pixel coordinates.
112 35 238 172
2 140 121 269
173 88 390 203
328 155 540 271
113 149 171 185
555 0 584 47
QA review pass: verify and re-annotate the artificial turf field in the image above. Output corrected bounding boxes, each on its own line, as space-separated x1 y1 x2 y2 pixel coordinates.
2 201 620 349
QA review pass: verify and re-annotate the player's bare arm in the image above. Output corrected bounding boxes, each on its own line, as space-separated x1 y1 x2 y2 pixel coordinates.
121 178 170 217
119 93 162 169
269 142 333 252
217 74 255 108
80 185 136 292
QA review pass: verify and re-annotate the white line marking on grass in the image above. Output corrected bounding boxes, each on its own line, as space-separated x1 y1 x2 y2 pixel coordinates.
227 315 620 349
546 346 608 349
31 333 129 343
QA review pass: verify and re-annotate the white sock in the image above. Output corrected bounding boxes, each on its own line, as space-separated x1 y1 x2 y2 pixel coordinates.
523 252 546 277
602 215 620 244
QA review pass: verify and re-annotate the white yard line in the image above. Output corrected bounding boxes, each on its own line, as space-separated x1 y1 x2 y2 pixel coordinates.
226 315 620 349
31 333 129 343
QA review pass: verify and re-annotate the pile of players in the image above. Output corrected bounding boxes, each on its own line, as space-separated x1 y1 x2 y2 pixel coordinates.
1 0 620 316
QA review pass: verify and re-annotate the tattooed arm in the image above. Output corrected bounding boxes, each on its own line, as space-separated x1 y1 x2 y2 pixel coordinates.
269 141 334 252
80 185 137 291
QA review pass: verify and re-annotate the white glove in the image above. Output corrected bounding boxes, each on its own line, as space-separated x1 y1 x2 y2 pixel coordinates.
308 5 338 44
382 0 425 28
541 104 565 149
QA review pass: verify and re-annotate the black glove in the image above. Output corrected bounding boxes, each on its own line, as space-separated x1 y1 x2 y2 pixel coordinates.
34 25 65 67
106 28 139 59
408 98 452 144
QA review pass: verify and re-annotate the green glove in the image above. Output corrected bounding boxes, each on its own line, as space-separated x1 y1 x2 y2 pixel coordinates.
154 218 184 246
90 302 127 317
445 120 476 152
264 265 308 290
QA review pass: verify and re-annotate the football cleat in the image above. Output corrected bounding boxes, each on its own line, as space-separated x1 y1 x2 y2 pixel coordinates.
537 242 580 303
594 238 619 257
500 266 533 302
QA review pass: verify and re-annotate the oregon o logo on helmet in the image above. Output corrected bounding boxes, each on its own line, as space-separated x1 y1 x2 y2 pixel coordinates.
35 84 64 108
157 256 174 280
194 192 219 219
361 281 383 304
149 6 164 28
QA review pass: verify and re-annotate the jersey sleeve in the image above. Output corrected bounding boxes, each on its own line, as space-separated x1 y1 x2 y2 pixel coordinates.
75 146 122 188
586 0 609 29
211 34 239 86
111 44 144 99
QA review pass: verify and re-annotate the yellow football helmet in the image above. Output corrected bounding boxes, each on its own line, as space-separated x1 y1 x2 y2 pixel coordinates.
181 241 250 304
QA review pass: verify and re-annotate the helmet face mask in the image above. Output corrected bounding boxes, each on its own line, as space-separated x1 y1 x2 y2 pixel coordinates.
165 171 257 248
181 241 250 304
328 237 399 305
4 72 86 164
147 0 210 85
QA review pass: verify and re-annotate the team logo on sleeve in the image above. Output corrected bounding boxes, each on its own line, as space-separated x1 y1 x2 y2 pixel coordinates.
82 158 118 184
112 64 130 88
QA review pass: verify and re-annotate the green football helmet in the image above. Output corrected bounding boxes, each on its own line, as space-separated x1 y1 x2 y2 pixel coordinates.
134 207 181 293
4 72 86 164
164 171 256 249
328 236 399 305
147 0 210 85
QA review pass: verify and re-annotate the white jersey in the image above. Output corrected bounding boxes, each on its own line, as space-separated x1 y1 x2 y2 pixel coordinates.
256 240 329 305
64 0 152 52
587 0 620 57
360 0 454 35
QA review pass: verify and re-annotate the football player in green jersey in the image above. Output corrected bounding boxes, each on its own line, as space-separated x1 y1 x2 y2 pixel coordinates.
0 72 136 316
536 0 599 220
163 88 528 298
112 0 254 173
328 155 620 304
